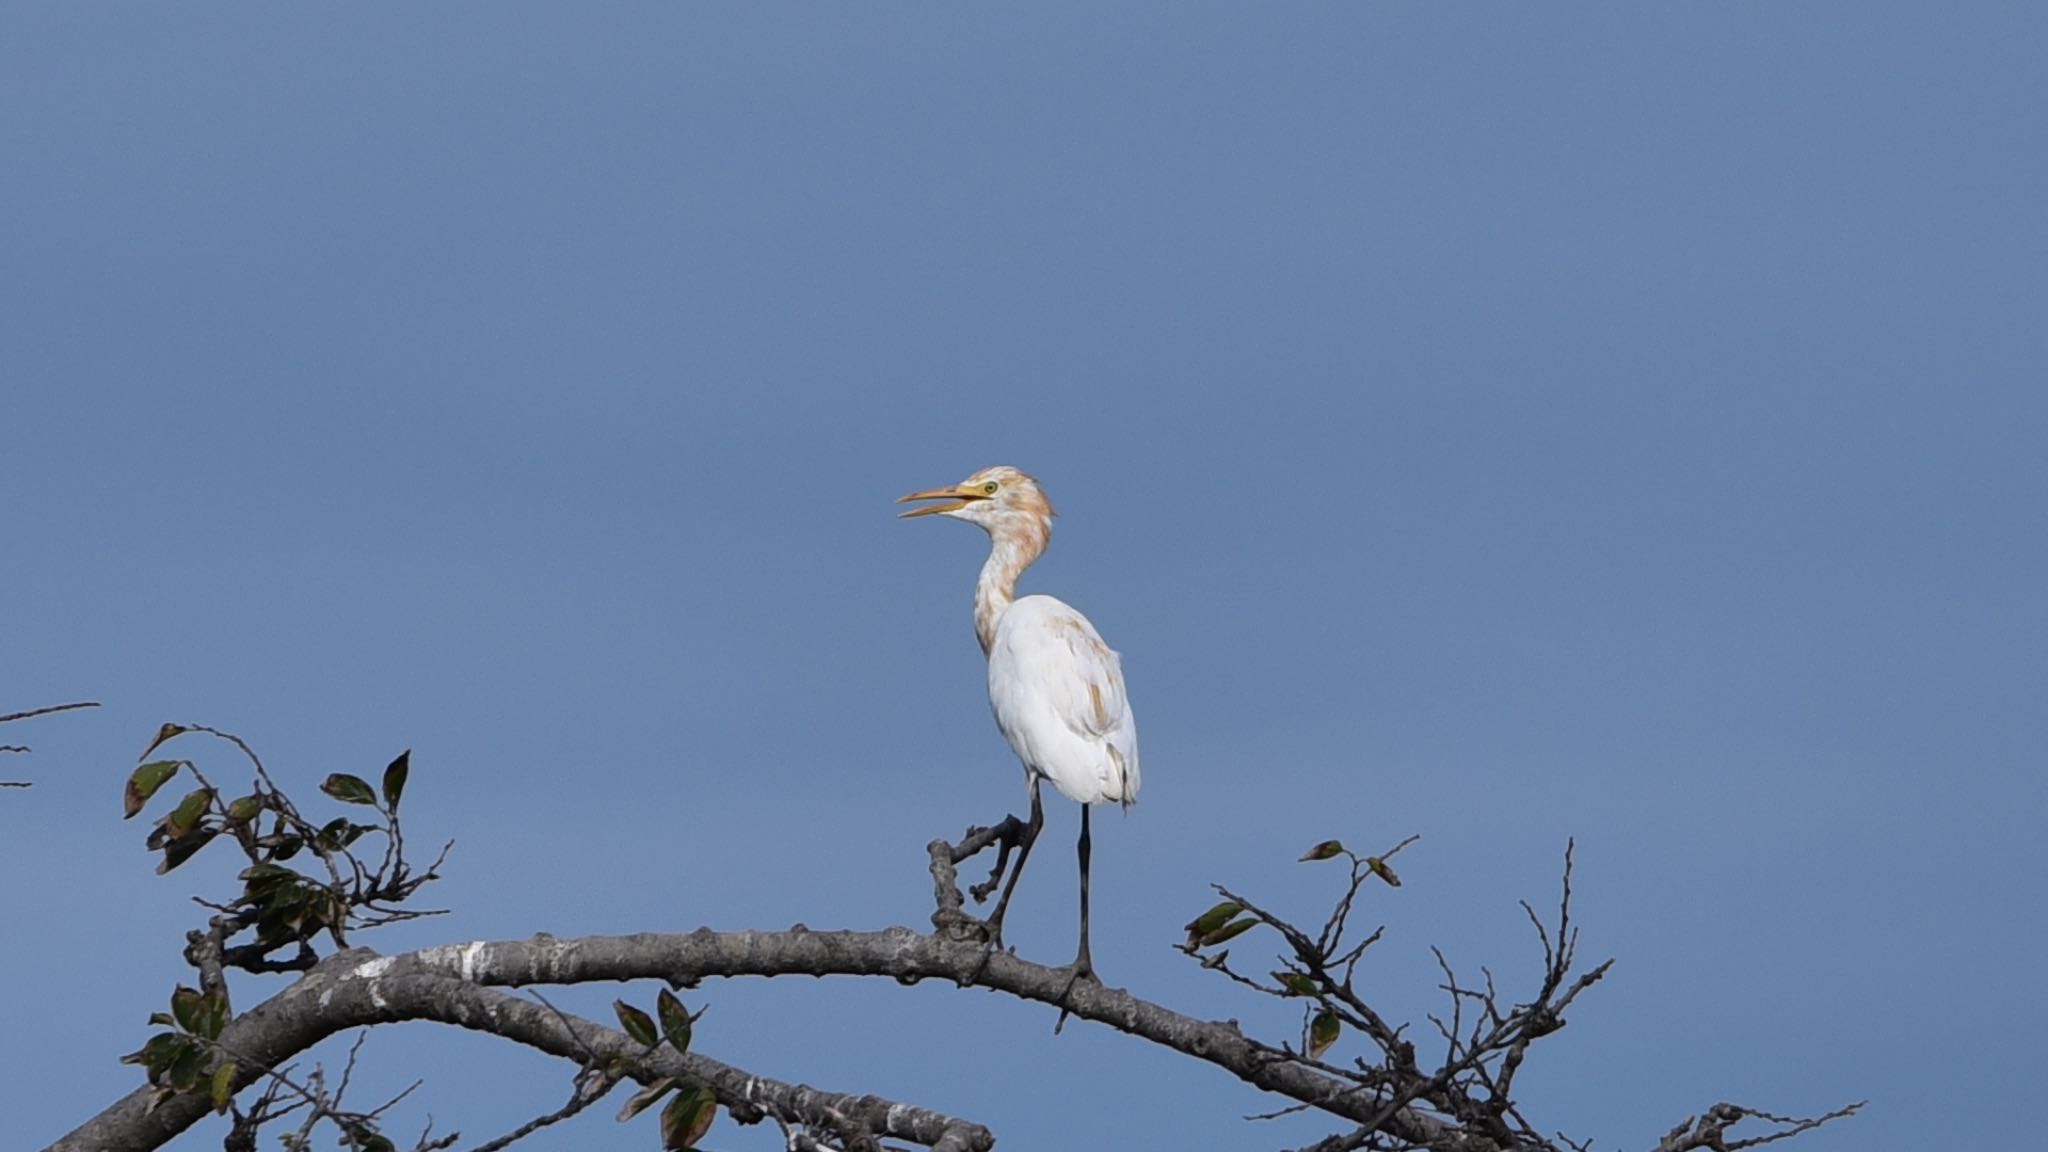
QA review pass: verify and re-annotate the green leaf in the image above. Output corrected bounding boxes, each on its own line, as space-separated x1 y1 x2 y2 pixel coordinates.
656 988 693 1055
320 773 378 806
1299 839 1346 862
239 862 299 890
147 1012 177 1027
347 1125 396 1152
124 760 182 819
193 986 230 1040
1182 900 1244 947
1275 971 1321 996
255 885 313 946
1198 917 1258 948
1366 856 1402 887
166 787 215 838
1308 1010 1341 1060
614 1000 659 1048
317 817 369 852
659 1084 717 1150
166 1038 205 1091
120 1031 185 1074
170 985 205 1033
225 794 264 823
159 829 219 874
382 750 409 812
210 1060 237 1113
269 834 305 862
616 1075 675 1122
140 723 187 760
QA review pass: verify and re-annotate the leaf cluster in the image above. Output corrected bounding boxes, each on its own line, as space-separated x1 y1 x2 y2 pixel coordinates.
116 727 454 1147
613 990 719 1150
118 983 236 1117
122 725 445 972
1179 834 1626 1151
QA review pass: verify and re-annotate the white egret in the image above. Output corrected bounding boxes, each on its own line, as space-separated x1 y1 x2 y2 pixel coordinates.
899 465 1139 981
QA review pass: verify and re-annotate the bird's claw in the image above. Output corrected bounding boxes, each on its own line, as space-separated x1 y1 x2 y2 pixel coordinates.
1052 963 1097 1035
962 929 1009 986
969 815 1028 904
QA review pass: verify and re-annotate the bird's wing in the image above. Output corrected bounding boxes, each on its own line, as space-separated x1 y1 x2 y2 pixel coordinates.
989 597 1140 804
1056 614 1129 741
993 600 1125 736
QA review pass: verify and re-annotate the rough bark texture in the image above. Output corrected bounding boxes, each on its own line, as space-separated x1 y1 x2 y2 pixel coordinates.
49 820 1859 1152
49 941 996 1152
388 927 1458 1141
52 926 1455 1152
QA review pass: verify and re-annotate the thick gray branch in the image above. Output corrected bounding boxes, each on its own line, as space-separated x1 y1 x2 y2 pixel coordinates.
389 928 1461 1143
54 927 1465 1151
47 946 992 1152
48 924 1853 1152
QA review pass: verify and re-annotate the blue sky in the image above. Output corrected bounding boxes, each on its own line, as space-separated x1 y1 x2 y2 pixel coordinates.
6 4 2042 1149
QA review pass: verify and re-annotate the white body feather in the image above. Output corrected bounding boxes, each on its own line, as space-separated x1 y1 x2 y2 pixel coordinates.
986 594 1141 806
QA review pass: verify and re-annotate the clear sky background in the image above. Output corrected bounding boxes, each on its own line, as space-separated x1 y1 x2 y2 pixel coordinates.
6 5 2042 1149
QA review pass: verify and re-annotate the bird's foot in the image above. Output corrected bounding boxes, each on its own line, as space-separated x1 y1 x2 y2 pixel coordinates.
960 921 1008 986
1052 959 1099 1035
967 816 1026 904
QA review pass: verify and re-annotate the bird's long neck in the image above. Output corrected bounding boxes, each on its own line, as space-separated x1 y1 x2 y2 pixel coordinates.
974 520 1048 655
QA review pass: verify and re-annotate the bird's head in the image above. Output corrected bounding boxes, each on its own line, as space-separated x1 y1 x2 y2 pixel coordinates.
897 465 1056 539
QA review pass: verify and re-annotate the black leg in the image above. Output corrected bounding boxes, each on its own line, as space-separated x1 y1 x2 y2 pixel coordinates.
984 777 1043 949
1053 802 1099 1034
1074 802 1095 979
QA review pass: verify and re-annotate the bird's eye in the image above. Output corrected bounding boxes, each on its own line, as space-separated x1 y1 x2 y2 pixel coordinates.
982 481 999 495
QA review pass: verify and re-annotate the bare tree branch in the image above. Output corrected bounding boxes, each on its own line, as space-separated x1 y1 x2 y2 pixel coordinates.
46 946 996 1152
52 924 1490 1152
0 701 102 726
52 922 1855 1152
62 732 1860 1152
0 701 98 785
1649 1101 1867 1152
461 1067 614 1152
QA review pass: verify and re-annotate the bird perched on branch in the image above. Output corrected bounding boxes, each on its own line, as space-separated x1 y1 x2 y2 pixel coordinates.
899 465 1139 982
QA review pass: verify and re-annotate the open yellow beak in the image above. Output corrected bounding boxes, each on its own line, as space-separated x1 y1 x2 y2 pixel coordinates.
896 484 987 518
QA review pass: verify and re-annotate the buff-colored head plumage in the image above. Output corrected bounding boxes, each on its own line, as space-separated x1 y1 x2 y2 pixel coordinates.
897 465 1055 545
899 466 1060 653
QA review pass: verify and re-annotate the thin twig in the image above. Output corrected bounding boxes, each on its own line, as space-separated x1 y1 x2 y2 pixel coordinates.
461 1072 618 1152
0 701 101 725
